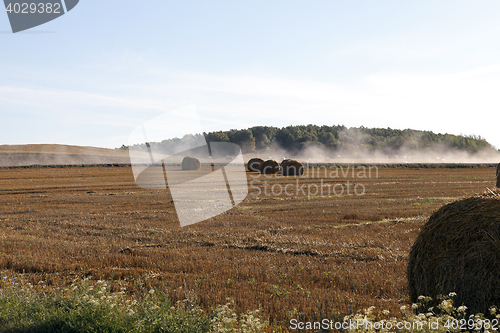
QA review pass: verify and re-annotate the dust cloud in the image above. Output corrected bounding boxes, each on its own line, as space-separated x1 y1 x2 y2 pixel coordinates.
244 143 500 165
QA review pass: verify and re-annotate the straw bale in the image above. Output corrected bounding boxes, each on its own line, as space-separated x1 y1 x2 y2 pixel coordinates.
260 159 280 174
247 158 264 173
280 159 304 176
181 156 201 170
408 194 500 315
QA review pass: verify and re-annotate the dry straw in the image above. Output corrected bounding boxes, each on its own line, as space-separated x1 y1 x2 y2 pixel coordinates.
280 159 304 176
408 190 500 316
181 156 201 170
247 157 264 173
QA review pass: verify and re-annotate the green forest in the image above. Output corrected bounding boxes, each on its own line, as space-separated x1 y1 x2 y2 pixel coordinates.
125 125 495 155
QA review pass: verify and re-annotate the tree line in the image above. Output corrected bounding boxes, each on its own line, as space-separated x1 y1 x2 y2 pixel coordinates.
124 125 494 154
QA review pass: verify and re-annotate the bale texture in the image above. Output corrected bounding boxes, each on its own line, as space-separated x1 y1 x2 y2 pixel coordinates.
407 195 500 315
260 159 280 174
281 159 304 176
496 163 500 188
247 158 264 173
181 156 201 170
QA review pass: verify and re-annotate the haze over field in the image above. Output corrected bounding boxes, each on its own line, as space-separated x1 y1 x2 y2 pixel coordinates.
243 146 500 165
128 125 500 165
3 127 499 167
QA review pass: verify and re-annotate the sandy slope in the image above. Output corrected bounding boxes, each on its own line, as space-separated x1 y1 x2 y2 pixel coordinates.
0 144 129 156
0 144 131 167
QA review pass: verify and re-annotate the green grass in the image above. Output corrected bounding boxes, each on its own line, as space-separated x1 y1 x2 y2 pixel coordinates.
0 276 267 333
3 275 492 332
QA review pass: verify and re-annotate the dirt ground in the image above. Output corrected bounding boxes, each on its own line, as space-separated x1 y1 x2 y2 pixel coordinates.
0 165 496 322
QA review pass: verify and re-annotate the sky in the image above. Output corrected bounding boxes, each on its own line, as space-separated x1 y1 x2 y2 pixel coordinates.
1 1 500 149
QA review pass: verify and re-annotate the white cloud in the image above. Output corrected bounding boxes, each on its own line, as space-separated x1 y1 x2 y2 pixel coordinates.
1 63 499 148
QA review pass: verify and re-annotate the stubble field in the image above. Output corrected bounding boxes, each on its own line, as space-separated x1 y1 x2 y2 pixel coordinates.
0 165 496 325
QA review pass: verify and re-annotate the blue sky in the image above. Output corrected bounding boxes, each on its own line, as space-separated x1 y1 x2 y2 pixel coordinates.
1 1 500 149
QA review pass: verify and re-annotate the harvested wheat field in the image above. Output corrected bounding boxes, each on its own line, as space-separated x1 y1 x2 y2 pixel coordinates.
0 164 497 325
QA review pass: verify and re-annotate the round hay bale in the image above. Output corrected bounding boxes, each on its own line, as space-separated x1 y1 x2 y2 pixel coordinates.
407 196 500 315
260 159 280 174
247 158 264 173
181 156 201 170
280 159 304 176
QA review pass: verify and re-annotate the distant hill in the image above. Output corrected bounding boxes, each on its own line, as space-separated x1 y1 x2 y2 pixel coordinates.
2 124 497 168
0 144 130 167
126 125 496 156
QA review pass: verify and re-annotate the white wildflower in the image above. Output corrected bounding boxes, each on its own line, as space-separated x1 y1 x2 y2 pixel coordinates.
457 305 467 312
440 299 453 312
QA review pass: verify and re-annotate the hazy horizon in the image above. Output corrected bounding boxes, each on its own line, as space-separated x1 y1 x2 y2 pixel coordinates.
2 137 500 166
